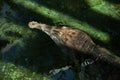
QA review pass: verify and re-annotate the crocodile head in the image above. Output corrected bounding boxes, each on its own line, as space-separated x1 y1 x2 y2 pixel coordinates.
28 21 52 36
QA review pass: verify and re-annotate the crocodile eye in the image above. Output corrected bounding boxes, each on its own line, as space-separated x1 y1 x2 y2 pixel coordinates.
30 21 37 25
31 23 35 26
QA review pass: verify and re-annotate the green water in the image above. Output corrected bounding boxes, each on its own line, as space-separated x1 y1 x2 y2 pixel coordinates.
0 0 120 80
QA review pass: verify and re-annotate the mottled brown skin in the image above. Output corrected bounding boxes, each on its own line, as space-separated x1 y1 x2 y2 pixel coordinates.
28 21 96 54
28 21 120 67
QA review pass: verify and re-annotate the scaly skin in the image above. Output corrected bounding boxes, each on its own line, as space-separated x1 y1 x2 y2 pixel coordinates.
28 21 96 54
28 21 120 68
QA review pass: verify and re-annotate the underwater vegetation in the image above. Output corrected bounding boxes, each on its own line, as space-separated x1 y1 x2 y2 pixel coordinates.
0 0 120 80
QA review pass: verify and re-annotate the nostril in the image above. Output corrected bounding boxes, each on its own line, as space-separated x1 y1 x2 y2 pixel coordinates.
28 22 35 28
28 21 38 27
31 22 35 25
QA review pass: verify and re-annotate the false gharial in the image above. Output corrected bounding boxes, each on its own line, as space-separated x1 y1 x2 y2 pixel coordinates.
28 21 120 68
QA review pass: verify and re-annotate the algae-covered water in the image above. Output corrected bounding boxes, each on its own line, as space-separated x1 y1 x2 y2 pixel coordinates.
0 0 120 80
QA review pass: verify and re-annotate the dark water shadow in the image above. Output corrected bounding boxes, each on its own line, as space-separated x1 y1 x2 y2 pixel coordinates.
0 24 69 73
22 30 69 73
0 39 9 50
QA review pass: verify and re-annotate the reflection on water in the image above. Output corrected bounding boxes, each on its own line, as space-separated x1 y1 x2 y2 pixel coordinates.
49 66 75 80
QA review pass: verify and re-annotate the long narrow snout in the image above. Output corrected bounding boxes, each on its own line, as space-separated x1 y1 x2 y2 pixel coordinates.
28 21 40 29
28 21 53 36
